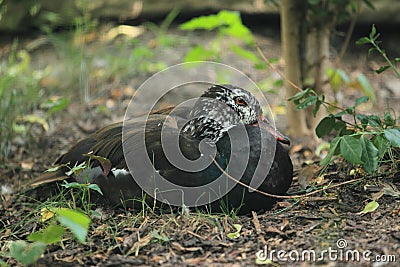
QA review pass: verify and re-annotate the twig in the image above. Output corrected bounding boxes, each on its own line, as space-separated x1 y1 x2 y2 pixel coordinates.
302 196 337 201
251 211 262 234
257 47 303 93
336 0 360 63
252 211 266 244
185 230 206 240
211 157 363 200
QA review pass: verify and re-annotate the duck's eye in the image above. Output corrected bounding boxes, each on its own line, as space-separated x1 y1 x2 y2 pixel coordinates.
235 97 247 106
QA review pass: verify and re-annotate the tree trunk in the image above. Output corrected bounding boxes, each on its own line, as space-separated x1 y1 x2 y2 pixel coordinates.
303 23 331 132
280 0 310 137
281 1 338 138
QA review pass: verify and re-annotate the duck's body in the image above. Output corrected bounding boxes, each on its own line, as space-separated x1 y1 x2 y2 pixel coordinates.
29 84 293 214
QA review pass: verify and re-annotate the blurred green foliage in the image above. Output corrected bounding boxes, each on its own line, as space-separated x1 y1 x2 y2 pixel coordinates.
0 42 46 158
180 10 265 69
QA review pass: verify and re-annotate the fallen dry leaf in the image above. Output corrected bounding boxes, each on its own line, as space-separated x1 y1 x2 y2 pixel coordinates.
20 161 34 170
372 182 400 200
265 226 285 236
171 242 202 252
297 164 323 189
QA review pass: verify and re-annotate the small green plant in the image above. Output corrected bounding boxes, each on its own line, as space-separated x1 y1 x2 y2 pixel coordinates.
146 7 180 47
180 10 265 68
289 25 400 174
327 67 376 104
150 229 169 243
46 152 105 213
356 24 400 78
290 90 399 174
226 223 242 239
6 208 90 266
4 154 106 266
0 42 49 159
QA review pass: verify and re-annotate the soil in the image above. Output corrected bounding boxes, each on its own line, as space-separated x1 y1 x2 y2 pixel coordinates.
1 19 400 266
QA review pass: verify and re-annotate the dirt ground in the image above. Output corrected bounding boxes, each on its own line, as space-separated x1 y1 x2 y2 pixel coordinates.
1 19 400 266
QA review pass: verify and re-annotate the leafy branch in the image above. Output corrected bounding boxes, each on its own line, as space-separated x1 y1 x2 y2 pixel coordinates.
290 87 399 174
288 26 400 174
356 24 400 77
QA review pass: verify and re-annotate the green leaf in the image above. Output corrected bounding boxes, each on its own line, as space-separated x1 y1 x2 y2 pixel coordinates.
384 128 400 148
375 65 390 74
373 134 390 158
356 114 382 129
227 224 242 239
368 47 376 56
357 200 379 215
320 137 341 165
255 257 277 265
180 10 241 31
341 108 353 117
327 67 349 92
369 24 376 39
87 184 103 195
65 162 87 176
151 230 169 242
184 45 216 62
40 97 69 113
45 165 64 173
356 114 369 130
335 109 353 118
383 112 396 127
222 22 253 44
254 62 267 70
337 69 350 84
230 44 259 63
56 209 91 243
354 96 369 107
340 136 363 164
358 114 384 129
62 182 83 189
83 153 112 175
356 37 370 45
273 79 283 88
372 32 380 42
362 0 375 10
15 114 49 132
316 116 336 138
287 88 313 101
333 119 345 129
333 120 349 136
356 74 376 104
62 181 103 195
296 95 318 110
8 240 47 266
359 136 379 173
217 10 241 24
28 224 65 244
338 127 355 137
180 14 221 30
367 115 382 127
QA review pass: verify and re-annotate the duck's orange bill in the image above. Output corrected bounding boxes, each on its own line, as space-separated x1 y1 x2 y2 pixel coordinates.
253 116 291 145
